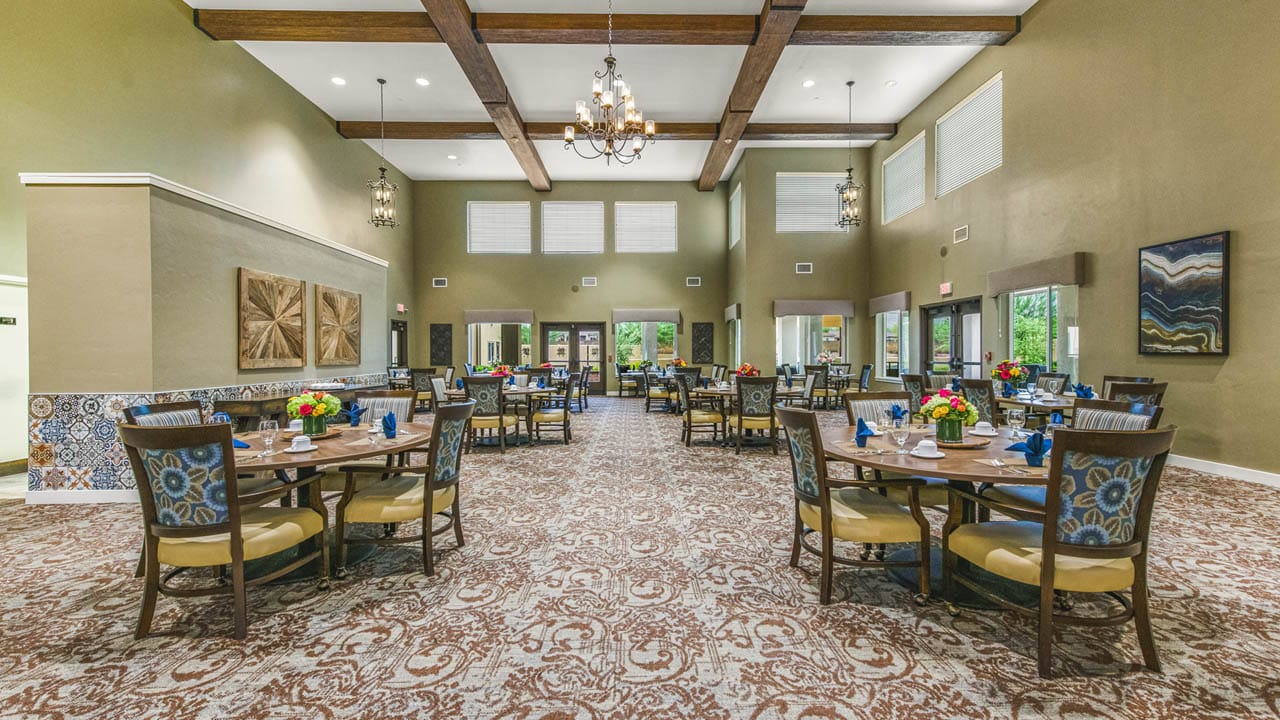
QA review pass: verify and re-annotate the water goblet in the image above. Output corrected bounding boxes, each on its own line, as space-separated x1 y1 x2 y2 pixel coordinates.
368 409 387 445
889 420 911 455
1007 408 1026 438
258 420 278 457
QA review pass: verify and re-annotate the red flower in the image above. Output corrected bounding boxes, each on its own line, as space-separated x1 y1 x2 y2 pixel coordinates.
938 389 952 398
999 371 1011 380
921 395 932 405
299 403 314 416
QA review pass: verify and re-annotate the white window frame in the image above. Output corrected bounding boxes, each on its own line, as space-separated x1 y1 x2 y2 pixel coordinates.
540 201 604 254
1008 285 1059 371
614 202 678 253
881 131 926 224
729 183 743 248
875 310 911 383
775 172 847 234
467 201 532 254
935 72 1003 198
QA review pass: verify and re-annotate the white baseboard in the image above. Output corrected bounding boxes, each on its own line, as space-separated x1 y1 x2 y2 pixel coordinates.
26 489 139 504
1168 454 1280 489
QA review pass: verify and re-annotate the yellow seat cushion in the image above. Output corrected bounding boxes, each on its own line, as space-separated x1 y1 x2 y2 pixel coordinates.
532 409 567 423
416 391 432 401
727 415 775 430
688 410 723 424
982 485 1047 510
798 487 922 544
343 476 457 524
471 414 519 429
814 388 838 397
949 521 1135 593
648 388 673 399
156 506 324 568
237 472 285 495
883 476 951 507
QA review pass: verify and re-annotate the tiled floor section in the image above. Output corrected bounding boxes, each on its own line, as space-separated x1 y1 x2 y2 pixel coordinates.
0 398 1277 718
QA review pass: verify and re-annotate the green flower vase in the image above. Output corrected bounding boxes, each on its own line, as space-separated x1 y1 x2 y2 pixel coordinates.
936 416 964 444
302 415 328 436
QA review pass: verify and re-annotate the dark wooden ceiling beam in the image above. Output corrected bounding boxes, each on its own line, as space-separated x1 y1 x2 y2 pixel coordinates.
418 0 550 191
336 121 895 142
698 0 807 191
195 10 1019 46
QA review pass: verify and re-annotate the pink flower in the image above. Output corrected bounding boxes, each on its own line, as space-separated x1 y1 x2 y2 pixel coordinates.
921 395 932 406
938 389 951 398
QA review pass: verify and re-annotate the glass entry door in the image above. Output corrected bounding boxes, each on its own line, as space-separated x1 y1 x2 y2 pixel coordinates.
540 322 605 395
921 298 983 379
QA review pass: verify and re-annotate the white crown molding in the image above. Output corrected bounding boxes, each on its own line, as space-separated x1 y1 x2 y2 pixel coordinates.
1169 454 1280 490
0 274 27 286
17 172 389 269
26 489 139 505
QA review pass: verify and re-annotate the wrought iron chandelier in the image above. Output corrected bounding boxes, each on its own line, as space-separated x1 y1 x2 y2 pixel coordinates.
368 77 399 228
836 80 863 228
564 0 655 164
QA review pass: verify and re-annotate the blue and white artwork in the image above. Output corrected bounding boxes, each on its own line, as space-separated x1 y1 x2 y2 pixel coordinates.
1139 231 1228 355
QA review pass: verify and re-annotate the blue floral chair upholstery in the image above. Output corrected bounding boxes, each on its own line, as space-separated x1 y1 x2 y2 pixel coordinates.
900 374 927 420
944 426 1177 678
959 379 997 425
727 376 777 454
463 377 519 453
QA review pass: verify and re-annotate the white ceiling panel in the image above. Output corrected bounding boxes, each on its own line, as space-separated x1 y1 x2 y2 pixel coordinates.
369 139 527 180
753 45 982 123
239 41 488 121
491 44 746 122
537 140 713 181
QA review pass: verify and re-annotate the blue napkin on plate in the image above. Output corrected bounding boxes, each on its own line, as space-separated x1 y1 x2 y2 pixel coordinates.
1073 383 1095 399
538 376 546 388
1007 431 1051 467
1050 410 1065 425
701 377 709 389
211 411 231 424
508 375 515 386
1002 381 1015 398
951 377 962 393
889 404 908 422
382 411 397 439
232 438 250 449
348 402 367 427
855 418 875 448
455 378 464 390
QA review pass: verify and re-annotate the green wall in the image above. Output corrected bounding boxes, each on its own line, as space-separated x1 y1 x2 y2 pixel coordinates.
411 181 729 389
865 0 1280 470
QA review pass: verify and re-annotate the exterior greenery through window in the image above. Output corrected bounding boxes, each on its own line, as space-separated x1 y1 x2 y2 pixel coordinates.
614 322 676 366
776 315 844 369
875 310 911 379
1010 286 1058 370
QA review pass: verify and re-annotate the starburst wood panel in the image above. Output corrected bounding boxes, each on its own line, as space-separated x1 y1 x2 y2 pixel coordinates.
237 268 306 369
316 284 362 367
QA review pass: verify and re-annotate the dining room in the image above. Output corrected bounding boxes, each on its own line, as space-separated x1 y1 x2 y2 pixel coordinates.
2 0 1279 717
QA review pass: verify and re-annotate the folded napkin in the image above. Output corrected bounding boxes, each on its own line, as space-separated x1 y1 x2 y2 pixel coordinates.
1073 383 1095 399
1007 431 1052 467
1049 411 1065 425
889 404 908 422
232 438 250 449
701 377 710 389
855 418 875 448
382 411 397 439
951 377 962 393
1002 381 1015 398
455 378 464 390
347 402 367 427
211 412 232 424
508 376 516 386
538 377 546 388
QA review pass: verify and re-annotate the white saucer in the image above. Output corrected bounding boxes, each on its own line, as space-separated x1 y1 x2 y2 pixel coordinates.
285 445 317 453
910 449 946 459
969 430 1000 437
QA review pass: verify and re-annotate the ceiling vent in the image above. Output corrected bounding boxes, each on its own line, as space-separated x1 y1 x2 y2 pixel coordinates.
432 277 448 288
581 276 598 287
953 225 969 244
686 276 702 287
795 262 814 275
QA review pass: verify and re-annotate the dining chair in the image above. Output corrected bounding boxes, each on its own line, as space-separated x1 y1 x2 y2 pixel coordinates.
335 400 475 578
1101 375 1154 399
725 375 777 454
443 366 456 386
857 364 873 392
842 392 950 510
776 405 931 605
673 374 724 447
527 368 553 389
573 365 593 411
958 379 1000 425
616 363 639 397
430 377 450 409
118 422 329 639
463 376 519 453
943 426 1178 678
317 390 418 493
803 365 836 409
1035 372 1071 394
900 374 927 420
409 368 437 412
781 364 794 386
1107 381 1168 407
528 374 578 444
464 363 475 376
925 371 958 390
641 371 672 412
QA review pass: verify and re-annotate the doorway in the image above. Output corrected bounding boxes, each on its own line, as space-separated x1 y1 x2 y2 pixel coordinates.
921 297 982 379
541 322 605 395
389 319 407 367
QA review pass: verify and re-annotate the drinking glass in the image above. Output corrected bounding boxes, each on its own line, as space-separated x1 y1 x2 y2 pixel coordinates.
881 408 894 430
258 420 278 457
1007 408 1026 437
889 421 911 454
368 409 387 445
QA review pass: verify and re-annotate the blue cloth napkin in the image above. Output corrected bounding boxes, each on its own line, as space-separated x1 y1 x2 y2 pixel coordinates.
1007 432 1051 467
1073 383 1095 399
1050 411 1065 425
1002 381 1015 398
701 377 709 388
951 377 962 393
855 418 875 448
348 402 367 427
508 375 515 386
455 378 464 390
232 438 250 449
784 375 793 388
538 376 546 388
889 404 908 421
382 411 397 439
211 411 231 424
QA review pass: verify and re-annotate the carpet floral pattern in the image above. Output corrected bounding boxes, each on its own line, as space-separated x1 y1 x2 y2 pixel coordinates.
1 398 1277 718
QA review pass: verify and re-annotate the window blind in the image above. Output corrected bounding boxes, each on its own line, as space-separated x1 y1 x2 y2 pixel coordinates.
775 173 846 233
615 202 677 253
936 72 1003 197
541 201 604 254
467 201 531 253
729 184 742 248
882 132 925 224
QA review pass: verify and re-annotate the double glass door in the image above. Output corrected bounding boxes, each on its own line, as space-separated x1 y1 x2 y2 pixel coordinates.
921 298 983 379
540 322 604 394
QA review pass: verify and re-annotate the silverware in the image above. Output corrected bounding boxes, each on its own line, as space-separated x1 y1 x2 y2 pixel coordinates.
991 458 1028 474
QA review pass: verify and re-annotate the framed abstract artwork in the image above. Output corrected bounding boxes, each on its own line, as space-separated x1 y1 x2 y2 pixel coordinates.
237 268 306 369
1138 231 1229 355
316 284 362 366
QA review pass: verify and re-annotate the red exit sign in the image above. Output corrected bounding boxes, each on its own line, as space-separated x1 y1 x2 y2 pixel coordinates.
939 281 953 296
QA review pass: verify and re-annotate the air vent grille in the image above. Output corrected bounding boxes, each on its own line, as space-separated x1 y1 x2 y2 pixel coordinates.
954 225 969 244
796 263 814 275
686 276 702 287
432 277 447 288
581 276 598 287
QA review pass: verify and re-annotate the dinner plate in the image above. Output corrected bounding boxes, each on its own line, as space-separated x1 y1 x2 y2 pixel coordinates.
969 430 1000 437
909 449 946 459
284 445 318 453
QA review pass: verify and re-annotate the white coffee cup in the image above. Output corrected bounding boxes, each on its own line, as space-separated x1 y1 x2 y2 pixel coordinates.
288 419 303 432
974 421 994 433
864 421 878 432
290 435 313 451
915 439 939 455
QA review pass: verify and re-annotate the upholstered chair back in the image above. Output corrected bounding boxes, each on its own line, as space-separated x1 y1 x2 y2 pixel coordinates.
1106 382 1168 407
803 365 829 389
843 391 913 428
1073 398 1162 430
428 401 474 487
1100 375 1154 399
736 376 777 417
119 422 237 529
462 377 505 416
775 406 826 504
959 379 997 424
353 391 416 424
858 364 873 391
1036 372 1071 394
124 401 204 427
926 373 957 390
900 374 927 411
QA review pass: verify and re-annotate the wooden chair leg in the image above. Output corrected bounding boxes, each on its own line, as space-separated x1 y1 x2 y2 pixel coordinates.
771 426 778 455
563 420 570 444
335 509 349 578
135 540 160 640
423 511 435 576
498 424 506 454
1037 578 1055 678
789 506 803 568
452 495 465 548
134 541 146 578
820 531 834 605
1133 559 1161 672
231 560 248 640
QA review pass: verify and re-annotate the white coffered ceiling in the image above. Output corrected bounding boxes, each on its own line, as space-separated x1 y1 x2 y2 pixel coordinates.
184 0 1038 182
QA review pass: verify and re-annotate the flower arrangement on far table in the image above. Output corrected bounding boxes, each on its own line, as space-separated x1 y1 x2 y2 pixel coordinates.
992 359 1025 383
671 357 688 368
816 352 841 365
920 388 979 443
736 362 760 377
287 391 342 436
540 362 553 369
489 364 512 377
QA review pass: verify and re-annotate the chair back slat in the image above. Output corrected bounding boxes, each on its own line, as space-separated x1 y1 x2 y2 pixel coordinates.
354 391 416 424
843 391 912 427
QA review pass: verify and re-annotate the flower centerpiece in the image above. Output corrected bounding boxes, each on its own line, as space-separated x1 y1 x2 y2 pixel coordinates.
816 351 840 365
736 362 760 377
992 359 1025 386
920 388 979 443
287 391 342 436
671 357 688 368
540 362 553 369
489 364 512 377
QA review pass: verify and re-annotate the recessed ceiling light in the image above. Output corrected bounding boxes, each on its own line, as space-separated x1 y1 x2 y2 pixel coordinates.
416 77 430 87
802 79 815 88
330 76 346 86
447 155 458 160
885 80 898 88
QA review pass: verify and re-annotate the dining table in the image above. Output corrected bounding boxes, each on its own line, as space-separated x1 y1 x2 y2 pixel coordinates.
821 422 1047 608
232 420 436 580
994 392 1077 413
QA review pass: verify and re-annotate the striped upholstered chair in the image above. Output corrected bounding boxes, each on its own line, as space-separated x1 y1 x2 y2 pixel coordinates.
944 426 1178 677
843 392 949 510
1106 381 1168 407
317 390 417 493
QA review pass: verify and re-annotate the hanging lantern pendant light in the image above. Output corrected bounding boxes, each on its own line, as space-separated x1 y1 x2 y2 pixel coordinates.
368 77 399 228
836 80 863 228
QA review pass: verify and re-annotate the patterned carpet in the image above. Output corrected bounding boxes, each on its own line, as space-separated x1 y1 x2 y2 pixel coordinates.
1 397 1278 719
